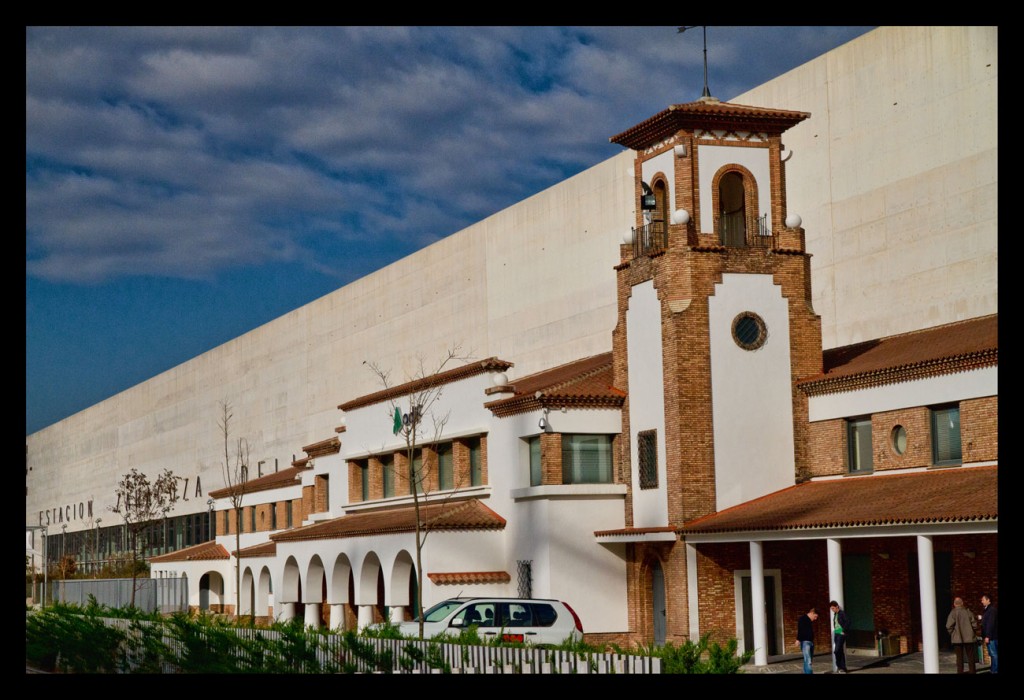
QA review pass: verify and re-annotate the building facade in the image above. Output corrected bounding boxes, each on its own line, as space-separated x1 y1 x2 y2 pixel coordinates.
29 27 997 672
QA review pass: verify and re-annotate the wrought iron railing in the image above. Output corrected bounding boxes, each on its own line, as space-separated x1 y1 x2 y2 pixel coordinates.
718 213 772 248
632 220 667 257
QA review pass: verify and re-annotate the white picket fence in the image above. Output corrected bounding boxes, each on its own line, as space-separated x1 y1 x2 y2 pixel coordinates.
103 617 661 674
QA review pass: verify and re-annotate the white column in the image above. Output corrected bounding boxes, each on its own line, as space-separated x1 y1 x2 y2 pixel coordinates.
358 604 375 630
826 538 843 672
390 605 407 624
305 602 322 628
749 541 768 666
686 543 700 639
279 601 296 622
329 604 345 630
916 535 939 674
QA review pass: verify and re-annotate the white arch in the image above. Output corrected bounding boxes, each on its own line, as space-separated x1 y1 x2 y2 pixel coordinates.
330 553 353 605
281 555 302 604
356 551 383 607
241 566 256 616
304 555 326 604
387 549 415 608
256 566 272 619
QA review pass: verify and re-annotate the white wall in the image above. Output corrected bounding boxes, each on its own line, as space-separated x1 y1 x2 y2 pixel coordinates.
697 143 772 233
709 274 795 511
626 281 669 527
808 366 997 422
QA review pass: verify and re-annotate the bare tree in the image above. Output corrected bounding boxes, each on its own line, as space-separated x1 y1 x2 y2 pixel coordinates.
217 400 250 621
365 347 470 638
109 467 179 607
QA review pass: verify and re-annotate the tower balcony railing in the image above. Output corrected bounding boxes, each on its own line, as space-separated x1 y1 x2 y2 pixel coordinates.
632 220 667 258
718 212 772 248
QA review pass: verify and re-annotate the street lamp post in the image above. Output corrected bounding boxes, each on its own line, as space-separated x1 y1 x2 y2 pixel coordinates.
26 525 48 608
60 524 67 602
94 518 102 577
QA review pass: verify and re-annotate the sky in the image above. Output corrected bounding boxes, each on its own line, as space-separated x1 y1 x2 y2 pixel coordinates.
26 26 875 435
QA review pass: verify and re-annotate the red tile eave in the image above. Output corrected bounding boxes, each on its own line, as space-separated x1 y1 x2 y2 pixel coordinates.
337 358 514 412
302 436 340 458
594 526 677 537
485 353 625 417
271 498 507 543
427 571 511 585
208 466 309 499
610 101 810 150
679 465 997 535
150 541 229 563
237 541 277 559
798 315 997 394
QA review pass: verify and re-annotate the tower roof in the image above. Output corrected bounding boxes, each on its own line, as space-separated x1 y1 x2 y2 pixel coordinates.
610 97 810 150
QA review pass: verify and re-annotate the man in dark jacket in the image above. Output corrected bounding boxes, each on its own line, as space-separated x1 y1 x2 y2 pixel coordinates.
797 607 819 674
981 594 998 674
829 600 850 673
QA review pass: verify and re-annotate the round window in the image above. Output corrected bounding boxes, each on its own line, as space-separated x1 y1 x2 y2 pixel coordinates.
891 425 907 456
732 312 768 351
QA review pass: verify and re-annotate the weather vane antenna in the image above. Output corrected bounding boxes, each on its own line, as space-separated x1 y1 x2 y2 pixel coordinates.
678 26 712 99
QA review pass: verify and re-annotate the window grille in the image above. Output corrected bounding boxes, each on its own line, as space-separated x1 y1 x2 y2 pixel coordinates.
517 560 533 598
638 430 658 488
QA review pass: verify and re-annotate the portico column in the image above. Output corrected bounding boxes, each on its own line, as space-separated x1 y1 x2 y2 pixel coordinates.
826 538 843 672
304 601 322 628
916 535 940 674
390 605 407 624
357 604 375 630
279 601 296 622
749 540 768 666
329 604 345 630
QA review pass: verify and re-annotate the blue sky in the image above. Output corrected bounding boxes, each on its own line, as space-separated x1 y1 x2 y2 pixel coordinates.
26 26 875 434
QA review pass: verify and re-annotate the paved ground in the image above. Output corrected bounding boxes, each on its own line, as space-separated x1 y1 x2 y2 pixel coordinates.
751 648 993 674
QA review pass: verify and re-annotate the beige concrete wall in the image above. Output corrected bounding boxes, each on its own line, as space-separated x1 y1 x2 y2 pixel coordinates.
26 151 634 528
734 26 997 348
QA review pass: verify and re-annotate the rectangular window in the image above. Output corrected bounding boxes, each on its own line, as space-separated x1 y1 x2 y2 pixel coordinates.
638 430 658 488
411 450 423 495
358 460 369 501
285 500 293 529
249 506 256 532
562 434 613 484
846 417 873 473
270 502 277 530
931 405 962 466
528 437 542 487
382 455 395 498
437 442 454 490
468 437 483 487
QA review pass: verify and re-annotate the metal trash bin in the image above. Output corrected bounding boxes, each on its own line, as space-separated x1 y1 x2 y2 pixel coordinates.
879 634 899 656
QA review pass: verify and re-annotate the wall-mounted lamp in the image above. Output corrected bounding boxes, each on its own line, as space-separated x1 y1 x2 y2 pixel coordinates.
965 551 976 559
878 552 890 560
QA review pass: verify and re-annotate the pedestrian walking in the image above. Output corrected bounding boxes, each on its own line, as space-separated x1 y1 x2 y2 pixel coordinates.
829 600 850 673
980 594 997 674
946 596 978 674
797 607 819 674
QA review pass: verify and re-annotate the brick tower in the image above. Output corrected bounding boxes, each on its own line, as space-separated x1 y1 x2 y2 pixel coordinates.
607 96 823 645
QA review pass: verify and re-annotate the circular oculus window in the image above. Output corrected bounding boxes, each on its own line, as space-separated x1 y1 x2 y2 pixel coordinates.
732 312 768 351
890 425 907 456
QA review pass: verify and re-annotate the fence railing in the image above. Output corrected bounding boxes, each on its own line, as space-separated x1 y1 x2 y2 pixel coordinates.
50 577 188 614
101 617 661 674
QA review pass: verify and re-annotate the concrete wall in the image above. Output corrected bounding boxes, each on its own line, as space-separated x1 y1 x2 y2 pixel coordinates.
733 26 998 349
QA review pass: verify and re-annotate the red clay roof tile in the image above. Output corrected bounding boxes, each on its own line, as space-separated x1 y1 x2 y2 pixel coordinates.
208 465 309 499
149 540 229 563
271 498 506 543
486 353 624 417
680 465 997 535
800 315 997 395
427 571 511 585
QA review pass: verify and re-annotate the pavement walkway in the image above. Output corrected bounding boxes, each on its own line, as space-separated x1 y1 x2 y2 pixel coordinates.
752 648 993 674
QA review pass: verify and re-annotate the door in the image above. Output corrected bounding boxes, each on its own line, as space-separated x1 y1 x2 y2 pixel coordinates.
199 573 210 610
842 553 875 648
652 561 666 646
741 574 779 656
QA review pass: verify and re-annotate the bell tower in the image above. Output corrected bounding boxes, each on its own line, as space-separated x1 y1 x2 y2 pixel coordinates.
608 96 823 643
